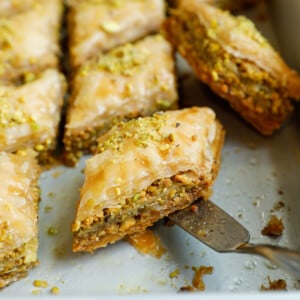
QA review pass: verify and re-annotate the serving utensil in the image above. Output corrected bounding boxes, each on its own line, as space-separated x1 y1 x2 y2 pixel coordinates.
169 199 300 277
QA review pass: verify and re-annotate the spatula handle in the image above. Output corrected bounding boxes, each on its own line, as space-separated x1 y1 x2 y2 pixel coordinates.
238 243 300 278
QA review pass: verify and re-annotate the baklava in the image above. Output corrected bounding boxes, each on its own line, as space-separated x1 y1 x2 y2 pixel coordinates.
72 107 225 252
67 0 165 69
164 2 300 135
0 0 63 82
0 69 66 163
0 150 40 288
63 34 178 166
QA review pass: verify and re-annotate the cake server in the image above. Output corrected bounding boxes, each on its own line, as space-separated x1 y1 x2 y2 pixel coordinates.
168 199 300 277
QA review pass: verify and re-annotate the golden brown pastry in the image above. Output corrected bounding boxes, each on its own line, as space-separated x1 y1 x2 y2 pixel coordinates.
63 34 178 166
67 0 166 68
0 150 40 288
164 2 300 135
72 107 225 252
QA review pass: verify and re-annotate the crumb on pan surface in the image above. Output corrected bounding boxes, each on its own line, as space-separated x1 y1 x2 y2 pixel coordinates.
63 34 178 166
261 276 287 291
179 265 214 292
163 3 300 135
72 107 225 252
261 215 284 237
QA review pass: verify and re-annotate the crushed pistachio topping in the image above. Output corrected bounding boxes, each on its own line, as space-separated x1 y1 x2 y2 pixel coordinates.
234 16 270 47
0 222 11 245
133 193 140 202
204 11 270 48
156 99 172 109
0 100 27 128
87 0 124 7
97 112 175 153
210 18 218 29
169 268 181 279
34 144 45 152
23 72 36 83
0 94 36 129
101 21 121 33
95 43 149 76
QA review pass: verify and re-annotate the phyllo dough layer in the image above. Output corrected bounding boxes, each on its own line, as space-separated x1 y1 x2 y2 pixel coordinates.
67 0 166 68
164 2 300 135
0 150 40 288
63 34 178 166
72 107 225 252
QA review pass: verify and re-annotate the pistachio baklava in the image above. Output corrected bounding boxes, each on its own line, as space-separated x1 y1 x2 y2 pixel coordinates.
63 34 178 166
0 150 40 288
67 0 166 68
164 2 300 135
72 107 225 252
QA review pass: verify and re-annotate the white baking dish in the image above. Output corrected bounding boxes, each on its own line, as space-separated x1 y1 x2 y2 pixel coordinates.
2 0 300 298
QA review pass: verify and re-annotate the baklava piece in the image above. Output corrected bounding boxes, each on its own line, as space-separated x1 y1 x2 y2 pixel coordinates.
67 0 165 69
0 150 40 288
0 0 63 82
164 3 300 135
63 34 178 166
0 69 66 163
72 107 225 252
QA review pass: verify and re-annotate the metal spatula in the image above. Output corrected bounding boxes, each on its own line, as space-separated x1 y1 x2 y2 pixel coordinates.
168 199 300 277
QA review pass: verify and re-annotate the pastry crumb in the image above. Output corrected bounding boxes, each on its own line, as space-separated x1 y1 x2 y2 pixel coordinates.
48 192 56 198
180 285 194 291
180 265 214 292
53 246 65 257
44 205 53 213
261 215 284 237
47 226 58 236
261 276 287 291
50 286 60 294
189 204 198 213
271 201 285 212
192 265 214 291
33 280 48 288
169 268 181 279
32 289 41 295
51 170 63 178
277 189 284 195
